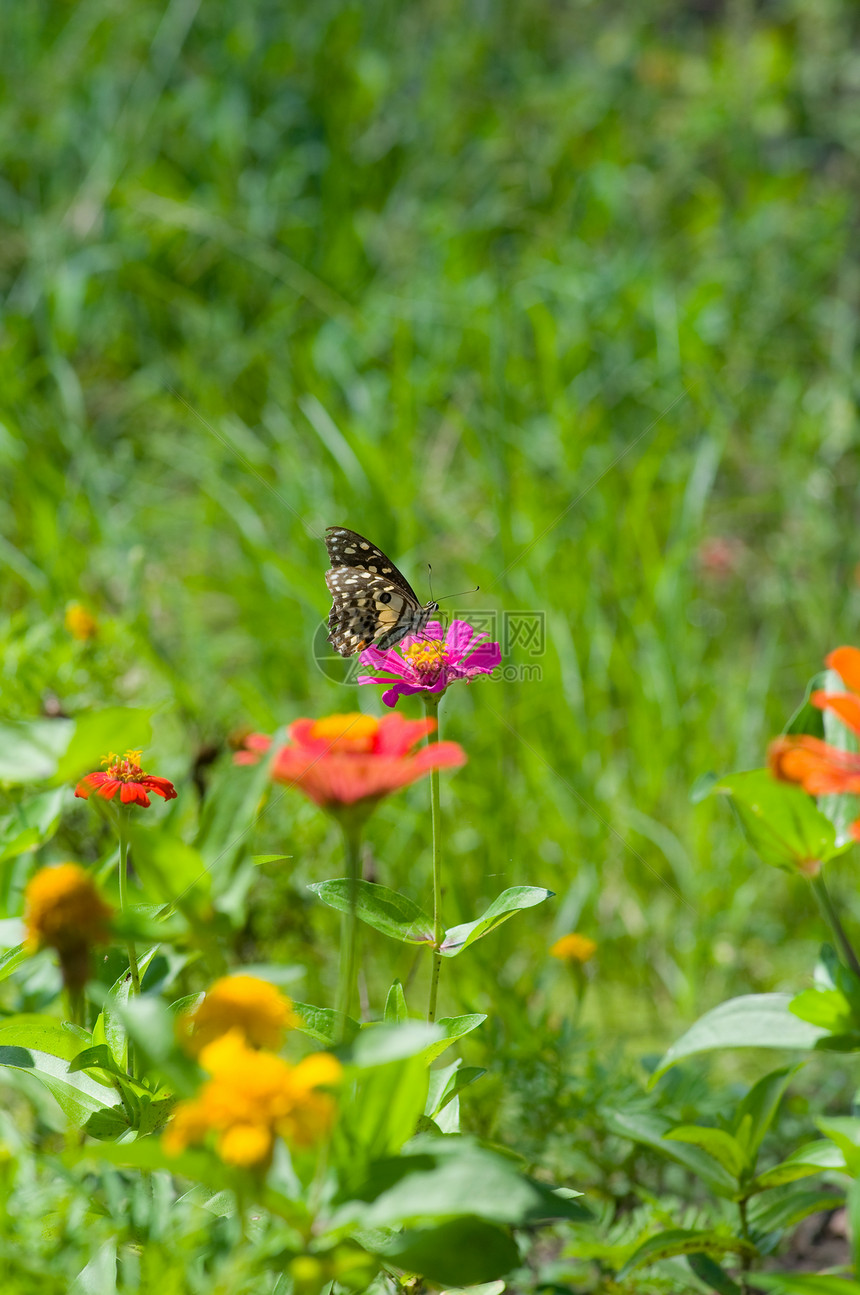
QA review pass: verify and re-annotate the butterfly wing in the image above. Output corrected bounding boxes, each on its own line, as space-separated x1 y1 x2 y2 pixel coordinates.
324 527 428 657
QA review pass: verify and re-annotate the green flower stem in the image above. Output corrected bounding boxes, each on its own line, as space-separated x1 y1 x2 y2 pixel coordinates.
811 872 860 980
425 692 444 1023
336 820 363 1035
117 808 141 997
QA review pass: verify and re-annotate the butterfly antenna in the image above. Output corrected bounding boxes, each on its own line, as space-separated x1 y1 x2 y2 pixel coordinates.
427 563 434 601
435 585 480 602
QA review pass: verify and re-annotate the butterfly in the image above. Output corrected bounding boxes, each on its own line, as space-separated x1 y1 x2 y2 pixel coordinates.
324 527 439 657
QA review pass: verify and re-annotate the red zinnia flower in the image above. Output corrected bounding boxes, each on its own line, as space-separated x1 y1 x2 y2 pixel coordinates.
769 647 860 839
75 749 178 808
234 713 465 810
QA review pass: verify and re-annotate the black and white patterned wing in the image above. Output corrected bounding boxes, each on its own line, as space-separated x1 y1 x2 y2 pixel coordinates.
324 527 419 599
324 527 426 657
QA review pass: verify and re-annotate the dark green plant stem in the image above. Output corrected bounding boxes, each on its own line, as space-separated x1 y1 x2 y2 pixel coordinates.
117 808 141 996
336 821 362 1035
811 873 860 979
425 692 444 1023
738 1197 752 1295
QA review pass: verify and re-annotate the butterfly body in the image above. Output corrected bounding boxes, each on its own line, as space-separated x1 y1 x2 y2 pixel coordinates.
324 527 438 657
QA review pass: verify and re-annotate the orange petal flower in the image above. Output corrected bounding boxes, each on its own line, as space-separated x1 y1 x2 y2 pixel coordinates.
75 749 177 808
768 646 860 842
234 712 466 810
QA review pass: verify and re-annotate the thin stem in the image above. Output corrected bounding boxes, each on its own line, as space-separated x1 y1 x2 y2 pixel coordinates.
425 693 444 1023
117 809 141 996
737 1197 751 1295
811 873 860 980
335 821 362 1036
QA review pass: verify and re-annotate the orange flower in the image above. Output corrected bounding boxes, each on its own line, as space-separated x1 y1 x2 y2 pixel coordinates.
163 1030 341 1169
181 975 299 1054
24 864 113 989
234 712 465 811
550 933 597 964
769 647 860 839
75 749 177 808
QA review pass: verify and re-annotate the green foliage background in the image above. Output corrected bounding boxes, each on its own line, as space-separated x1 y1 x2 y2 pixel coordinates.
2 0 860 1221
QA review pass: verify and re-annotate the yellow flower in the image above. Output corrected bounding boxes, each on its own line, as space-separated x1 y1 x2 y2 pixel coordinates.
64 603 98 640
25 864 112 954
24 864 113 990
182 975 299 1054
163 1030 342 1169
550 933 597 964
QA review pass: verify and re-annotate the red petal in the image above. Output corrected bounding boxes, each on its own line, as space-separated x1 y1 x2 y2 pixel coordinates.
412 740 468 773
75 770 111 799
94 778 121 801
826 647 860 694
374 715 436 757
120 781 151 807
811 690 860 737
141 775 178 800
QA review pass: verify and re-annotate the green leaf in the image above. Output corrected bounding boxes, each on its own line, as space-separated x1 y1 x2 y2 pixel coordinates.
789 987 855 1031
748 1187 844 1236
0 944 27 983
439 887 555 956
349 1022 444 1068
816 1115 860 1176
335 1136 587 1230
752 1278 860 1294
0 1014 88 1061
0 1048 111 1125
664 1126 745 1179
711 769 848 871
652 995 829 1080
605 1110 737 1197
733 1066 798 1164
84 1104 132 1142
422 1014 487 1064
686 1254 742 1295
51 708 153 784
308 879 434 946
0 719 73 783
374 1217 519 1287
751 1139 846 1190
336 1052 431 1164
426 1062 486 1120
0 788 66 863
103 947 160 1069
292 1001 360 1046
384 979 408 1024
128 826 211 908
849 1177 860 1274
618 1228 755 1277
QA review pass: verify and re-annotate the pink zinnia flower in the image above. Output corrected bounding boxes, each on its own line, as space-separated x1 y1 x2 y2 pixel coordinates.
233 713 466 809
357 619 501 708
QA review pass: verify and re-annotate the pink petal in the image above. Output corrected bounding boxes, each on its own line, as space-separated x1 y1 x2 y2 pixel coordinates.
461 642 501 673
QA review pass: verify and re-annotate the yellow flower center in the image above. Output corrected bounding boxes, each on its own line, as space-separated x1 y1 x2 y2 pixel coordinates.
100 749 146 781
401 640 448 674
310 713 379 752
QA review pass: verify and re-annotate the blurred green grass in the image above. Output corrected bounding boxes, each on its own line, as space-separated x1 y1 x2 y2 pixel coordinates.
2 0 860 1043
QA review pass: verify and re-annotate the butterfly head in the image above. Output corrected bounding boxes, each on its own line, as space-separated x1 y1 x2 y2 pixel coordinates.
424 599 439 614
